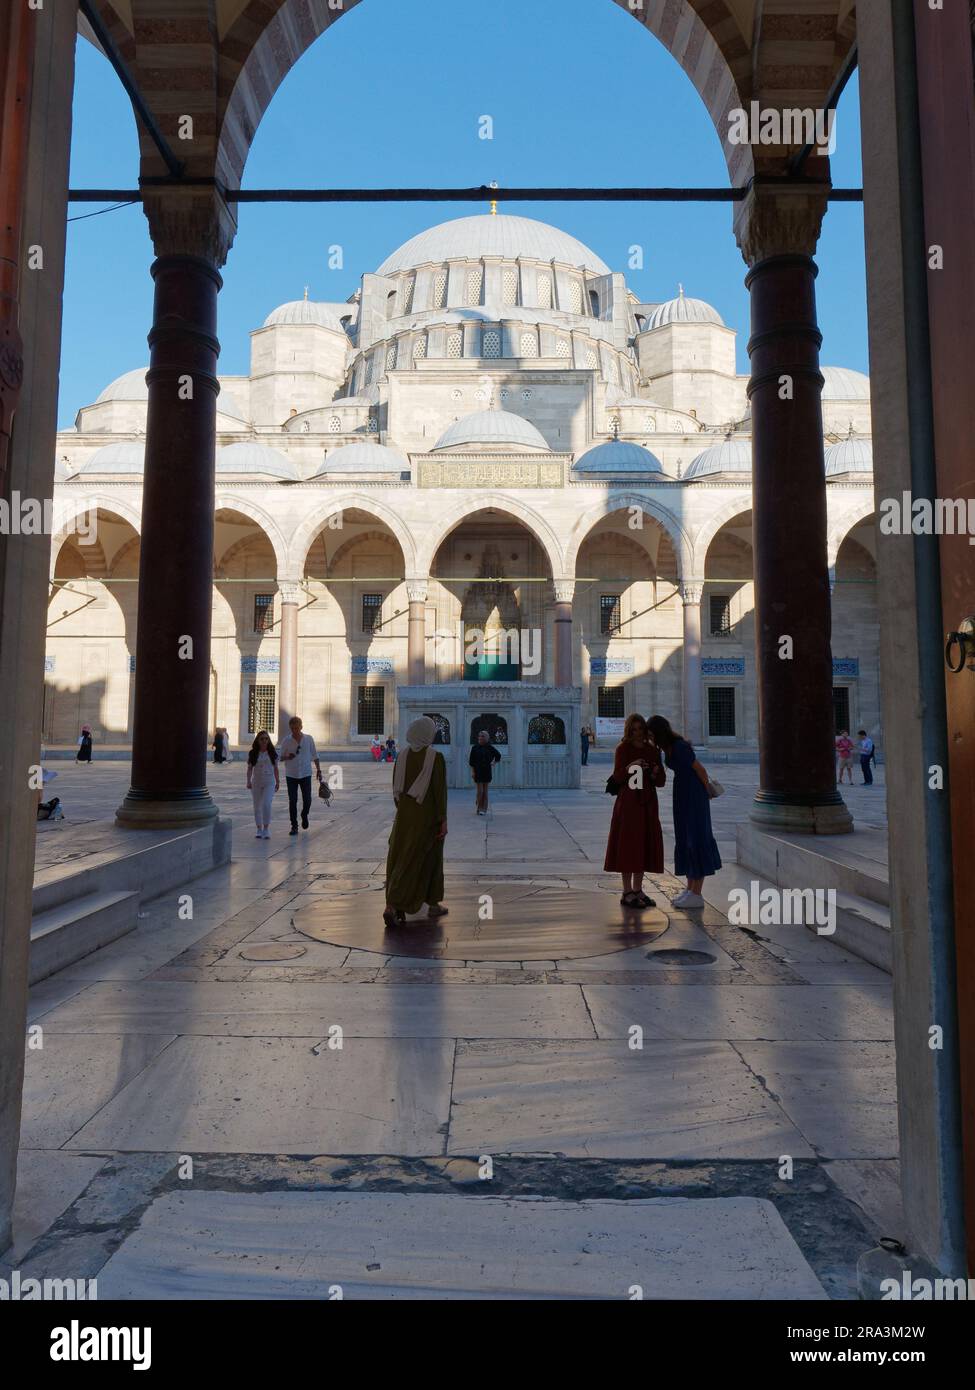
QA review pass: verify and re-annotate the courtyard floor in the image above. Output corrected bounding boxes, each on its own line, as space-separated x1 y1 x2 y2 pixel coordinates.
6 758 899 1299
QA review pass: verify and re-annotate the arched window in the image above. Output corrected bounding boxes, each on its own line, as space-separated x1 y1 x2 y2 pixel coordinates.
482 328 502 358
329 416 341 433
465 268 483 306
471 713 508 745
402 276 415 313
520 331 539 358
447 331 463 358
528 714 566 745
589 289 600 317
567 280 583 314
432 270 448 309
387 290 397 316
536 274 552 309
385 343 398 371
412 336 427 360
424 713 451 745
502 268 519 306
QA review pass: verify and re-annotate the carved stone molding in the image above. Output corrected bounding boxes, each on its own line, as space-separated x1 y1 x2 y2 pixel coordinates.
142 186 238 267
678 582 703 606
553 579 575 603
733 180 830 266
278 580 302 606
406 578 429 604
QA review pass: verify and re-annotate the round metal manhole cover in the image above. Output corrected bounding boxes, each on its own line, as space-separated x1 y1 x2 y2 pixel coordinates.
291 884 669 961
238 943 308 961
645 948 716 965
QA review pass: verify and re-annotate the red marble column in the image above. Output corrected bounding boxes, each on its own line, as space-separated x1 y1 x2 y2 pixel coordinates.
116 253 223 826
406 579 428 684
738 186 852 832
553 580 574 687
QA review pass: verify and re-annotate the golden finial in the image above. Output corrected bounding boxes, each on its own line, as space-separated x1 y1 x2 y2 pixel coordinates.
303 286 309 300
489 180 499 216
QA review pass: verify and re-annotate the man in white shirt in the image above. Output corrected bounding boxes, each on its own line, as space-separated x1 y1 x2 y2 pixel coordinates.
277 716 323 834
857 730 875 786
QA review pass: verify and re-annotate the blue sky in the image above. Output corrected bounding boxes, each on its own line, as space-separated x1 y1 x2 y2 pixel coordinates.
60 0 866 428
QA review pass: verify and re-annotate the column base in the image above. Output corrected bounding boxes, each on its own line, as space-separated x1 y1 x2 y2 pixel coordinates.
116 786 219 829
749 789 854 835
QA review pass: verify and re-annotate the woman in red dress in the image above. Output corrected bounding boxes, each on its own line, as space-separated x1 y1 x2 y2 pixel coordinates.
604 713 666 908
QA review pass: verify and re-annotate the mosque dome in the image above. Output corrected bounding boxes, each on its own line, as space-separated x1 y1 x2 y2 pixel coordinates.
433 409 549 452
644 288 724 330
821 366 870 400
313 443 408 476
825 437 873 476
684 437 752 478
217 443 299 480
263 297 345 332
54 458 72 482
376 214 610 277
95 366 247 422
573 440 665 475
77 442 145 475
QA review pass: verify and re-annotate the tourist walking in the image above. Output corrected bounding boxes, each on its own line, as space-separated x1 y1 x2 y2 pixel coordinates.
469 728 501 815
581 721 594 767
278 716 323 835
246 730 280 838
648 715 722 909
76 725 93 764
384 715 448 926
212 727 226 764
857 729 875 785
604 713 665 909
835 729 855 785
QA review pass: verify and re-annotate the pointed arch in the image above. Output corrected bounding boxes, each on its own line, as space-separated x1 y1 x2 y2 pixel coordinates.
691 495 754 578
214 494 290 577
290 493 417 576
565 493 692 580
828 498 877 567
417 494 563 578
49 496 143 576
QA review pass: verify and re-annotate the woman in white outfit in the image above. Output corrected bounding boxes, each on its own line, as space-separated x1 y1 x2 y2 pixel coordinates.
246 730 280 838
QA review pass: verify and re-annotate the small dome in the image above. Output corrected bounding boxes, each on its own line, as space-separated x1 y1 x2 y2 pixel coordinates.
644 288 724 330
377 214 610 277
263 298 344 331
825 437 873 476
313 443 409 476
96 368 149 403
77 442 145 475
216 390 248 422
433 409 548 452
54 458 72 482
573 440 665 474
217 443 299 480
821 366 870 400
685 438 752 478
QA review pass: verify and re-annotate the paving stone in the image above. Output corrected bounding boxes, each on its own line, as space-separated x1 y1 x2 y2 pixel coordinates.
3 1152 107 1262
582 984 894 1041
21 1034 176 1148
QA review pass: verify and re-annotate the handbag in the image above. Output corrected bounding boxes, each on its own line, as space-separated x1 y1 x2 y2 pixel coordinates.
318 780 332 803
707 779 725 799
604 775 621 796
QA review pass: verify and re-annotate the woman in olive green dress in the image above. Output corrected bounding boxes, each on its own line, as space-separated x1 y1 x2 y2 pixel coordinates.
384 716 449 926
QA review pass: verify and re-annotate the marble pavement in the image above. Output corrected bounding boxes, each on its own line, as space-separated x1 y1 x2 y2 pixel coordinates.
5 758 898 1299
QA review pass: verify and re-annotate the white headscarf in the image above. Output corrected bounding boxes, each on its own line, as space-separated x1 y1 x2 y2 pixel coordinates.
392 716 438 805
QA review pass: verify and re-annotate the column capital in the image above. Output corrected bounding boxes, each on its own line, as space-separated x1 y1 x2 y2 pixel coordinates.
406 578 429 604
278 579 303 606
553 579 575 604
679 582 703 606
734 179 830 266
142 185 237 267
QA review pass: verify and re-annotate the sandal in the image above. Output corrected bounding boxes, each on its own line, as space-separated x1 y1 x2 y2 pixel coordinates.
635 892 656 909
427 904 449 918
382 906 406 928
620 891 640 907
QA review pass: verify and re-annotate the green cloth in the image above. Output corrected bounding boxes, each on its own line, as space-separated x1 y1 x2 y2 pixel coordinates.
385 748 447 912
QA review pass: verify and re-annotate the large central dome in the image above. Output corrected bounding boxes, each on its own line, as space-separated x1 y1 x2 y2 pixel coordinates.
376 214 611 277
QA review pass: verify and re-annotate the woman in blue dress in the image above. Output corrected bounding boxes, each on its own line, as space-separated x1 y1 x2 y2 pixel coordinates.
648 715 721 908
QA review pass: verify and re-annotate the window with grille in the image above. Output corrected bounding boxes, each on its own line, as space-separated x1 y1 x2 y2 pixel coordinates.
600 594 621 634
465 268 483 305
556 338 571 359
329 415 341 432
367 414 378 432
502 269 518 305
709 594 732 635
520 331 538 358
447 332 463 358
597 686 624 719
385 344 398 371
585 346 598 368
482 328 501 358
247 684 276 735
412 336 427 359
357 686 385 736
253 593 274 634
432 270 448 308
833 687 851 733
708 686 736 737
402 276 415 312
361 592 382 633
567 280 583 313
536 275 552 308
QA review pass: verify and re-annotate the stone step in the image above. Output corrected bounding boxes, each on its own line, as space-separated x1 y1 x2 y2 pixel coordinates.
30 890 139 985
737 821 889 908
829 892 892 973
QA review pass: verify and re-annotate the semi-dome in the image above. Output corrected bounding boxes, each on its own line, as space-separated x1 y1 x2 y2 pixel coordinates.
433 409 549 452
376 214 610 277
825 437 873 476
685 437 752 478
96 368 149 403
644 287 724 330
313 443 409 476
573 440 665 474
217 443 299 480
77 442 145 475
263 298 345 332
821 366 870 400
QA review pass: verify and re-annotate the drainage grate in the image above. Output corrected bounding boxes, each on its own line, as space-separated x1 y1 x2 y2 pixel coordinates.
645 948 716 965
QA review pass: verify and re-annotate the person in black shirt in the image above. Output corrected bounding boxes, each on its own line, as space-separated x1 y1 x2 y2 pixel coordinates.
469 730 501 815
